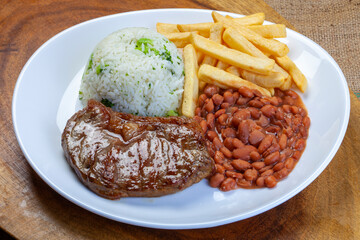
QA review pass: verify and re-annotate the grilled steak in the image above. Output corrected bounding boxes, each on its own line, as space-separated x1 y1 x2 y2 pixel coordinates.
61 99 214 199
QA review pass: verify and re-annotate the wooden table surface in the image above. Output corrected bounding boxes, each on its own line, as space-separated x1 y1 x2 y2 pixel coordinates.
1 0 359 239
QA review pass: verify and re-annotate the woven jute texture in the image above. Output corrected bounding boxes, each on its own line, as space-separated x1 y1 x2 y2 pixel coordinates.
264 0 360 95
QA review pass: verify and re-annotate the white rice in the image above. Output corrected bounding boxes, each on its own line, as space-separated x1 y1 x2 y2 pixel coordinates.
79 27 184 117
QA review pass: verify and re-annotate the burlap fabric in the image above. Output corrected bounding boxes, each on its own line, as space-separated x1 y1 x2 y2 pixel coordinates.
265 0 360 97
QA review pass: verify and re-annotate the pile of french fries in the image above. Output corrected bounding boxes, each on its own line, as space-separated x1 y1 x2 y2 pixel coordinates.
156 11 307 118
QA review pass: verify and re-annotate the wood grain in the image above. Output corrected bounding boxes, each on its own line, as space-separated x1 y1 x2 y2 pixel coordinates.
1 0 359 239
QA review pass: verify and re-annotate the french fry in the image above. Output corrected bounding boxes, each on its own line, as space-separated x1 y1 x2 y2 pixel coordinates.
275 55 307 92
182 44 199 117
191 33 275 75
216 61 230 70
198 64 271 96
226 12 265 26
202 22 224 66
246 24 287 38
239 69 285 88
197 51 205 64
162 32 198 48
279 74 292 91
156 23 180 35
225 66 241 76
267 87 275 96
178 22 213 38
212 11 289 57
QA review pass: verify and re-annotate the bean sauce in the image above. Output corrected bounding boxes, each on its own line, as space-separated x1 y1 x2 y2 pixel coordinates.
194 85 310 191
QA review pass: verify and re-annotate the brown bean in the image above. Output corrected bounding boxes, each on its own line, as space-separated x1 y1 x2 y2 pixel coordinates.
232 145 256 161
265 125 281 133
291 106 299 114
264 151 280 165
221 102 230 109
282 104 291 113
231 159 251 171
279 153 286 162
223 91 235 105
206 113 215 130
273 168 289 180
260 105 277 118
273 162 285 172
207 131 217 141
303 116 311 129
249 107 261 119
259 165 272 173
261 169 274 177
265 175 277 188
209 173 225 188
218 113 229 125
222 128 236 138
285 90 299 99
214 151 225 164
215 164 226 174
250 151 261 161
213 137 223 150
256 114 270 127
283 96 295 105
232 138 245 149
249 129 265 146
200 120 207 133
204 84 219 97
275 108 285 120
269 96 279 106
237 179 252 188
204 99 214 112
238 86 254 98
225 171 243 179
285 157 294 169
278 134 287 150
299 125 308 138
282 148 293 158
260 98 271 105
253 89 263 97
256 177 265 187
212 94 224 106
244 169 258 181
233 92 240 101
248 99 264 108
237 97 250 105
295 138 306 151
198 94 207 108
195 107 201 116
220 147 232 158
284 127 294 138
232 109 251 127
229 106 238 115
214 109 226 118
252 161 265 170
223 137 234 150
292 151 301 160
223 162 234 171
262 143 280 158
258 135 273 153
238 120 250 144
220 177 236 191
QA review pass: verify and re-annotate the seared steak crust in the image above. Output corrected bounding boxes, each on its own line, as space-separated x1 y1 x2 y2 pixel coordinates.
61 100 214 199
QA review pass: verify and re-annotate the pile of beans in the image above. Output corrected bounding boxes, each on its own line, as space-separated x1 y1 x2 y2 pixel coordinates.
194 85 310 191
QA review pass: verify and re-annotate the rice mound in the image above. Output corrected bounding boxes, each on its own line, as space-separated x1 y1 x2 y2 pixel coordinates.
79 27 184 117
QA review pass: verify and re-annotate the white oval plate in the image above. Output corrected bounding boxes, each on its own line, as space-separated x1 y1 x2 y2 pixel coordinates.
12 9 350 229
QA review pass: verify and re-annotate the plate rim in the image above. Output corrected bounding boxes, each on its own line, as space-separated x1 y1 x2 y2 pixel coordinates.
12 8 351 229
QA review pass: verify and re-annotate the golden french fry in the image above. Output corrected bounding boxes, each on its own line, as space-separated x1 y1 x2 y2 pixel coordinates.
246 24 287 38
198 64 271 96
267 87 275 96
182 44 199 117
279 74 292 91
197 51 205 64
191 33 275 75
212 11 289 57
227 13 265 26
275 55 307 92
156 23 180 35
216 61 230 70
223 27 288 85
178 22 213 38
162 32 198 48
202 22 224 66
239 69 285 88
225 66 240 76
